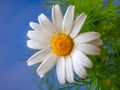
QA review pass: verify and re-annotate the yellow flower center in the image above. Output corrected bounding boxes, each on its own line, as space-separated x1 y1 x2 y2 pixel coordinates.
51 34 73 56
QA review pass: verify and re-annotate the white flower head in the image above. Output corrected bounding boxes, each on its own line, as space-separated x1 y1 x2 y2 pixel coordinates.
27 4 103 84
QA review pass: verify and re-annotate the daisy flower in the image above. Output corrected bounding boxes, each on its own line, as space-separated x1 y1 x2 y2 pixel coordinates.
27 4 103 84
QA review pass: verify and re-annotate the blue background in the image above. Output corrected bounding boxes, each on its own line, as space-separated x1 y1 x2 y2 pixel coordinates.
0 0 51 90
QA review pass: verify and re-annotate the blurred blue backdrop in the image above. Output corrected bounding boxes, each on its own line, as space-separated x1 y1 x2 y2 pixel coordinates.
0 0 51 90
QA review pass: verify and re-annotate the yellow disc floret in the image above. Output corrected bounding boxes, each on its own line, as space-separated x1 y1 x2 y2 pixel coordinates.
51 34 73 56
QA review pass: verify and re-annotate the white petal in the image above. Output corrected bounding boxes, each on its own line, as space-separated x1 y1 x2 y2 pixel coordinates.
36 53 57 77
27 40 50 49
65 56 74 83
38 14 57 36
71 51 87 78
40 74 44 78
75 43 100 55
27 48 51 66
88 39 103 46
74 32 100 43
57 57 65 84
29 22 41 30
79 51 93 68
52 4 63 32
62 6 75 34
73 50 93 68
70 13 87 38
27 31 51 44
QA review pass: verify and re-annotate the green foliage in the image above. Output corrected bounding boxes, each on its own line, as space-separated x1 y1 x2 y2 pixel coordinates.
46 0 120 90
